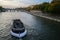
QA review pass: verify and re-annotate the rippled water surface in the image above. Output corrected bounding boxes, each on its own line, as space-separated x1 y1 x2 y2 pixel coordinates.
0 11 60 40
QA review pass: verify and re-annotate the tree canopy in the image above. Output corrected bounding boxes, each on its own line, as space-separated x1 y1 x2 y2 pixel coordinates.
26 0 60 15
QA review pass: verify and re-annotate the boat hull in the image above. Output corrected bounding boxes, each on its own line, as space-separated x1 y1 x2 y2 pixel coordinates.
10 30 27 38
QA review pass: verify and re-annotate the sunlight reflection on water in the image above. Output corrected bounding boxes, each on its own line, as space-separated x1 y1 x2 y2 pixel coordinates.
0 12 60 40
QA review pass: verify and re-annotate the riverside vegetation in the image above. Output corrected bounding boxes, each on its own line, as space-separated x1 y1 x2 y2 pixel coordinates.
0 6 5 12
26 0 60 15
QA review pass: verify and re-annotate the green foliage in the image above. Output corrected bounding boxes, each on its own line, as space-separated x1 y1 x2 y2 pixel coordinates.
40 2 50 13
26 7 31 11
31 5 40 10
26 0 60 15
48 1 60 14
0 6 3 12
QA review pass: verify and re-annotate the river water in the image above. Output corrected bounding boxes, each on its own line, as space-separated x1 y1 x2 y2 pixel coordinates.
0 11 60 40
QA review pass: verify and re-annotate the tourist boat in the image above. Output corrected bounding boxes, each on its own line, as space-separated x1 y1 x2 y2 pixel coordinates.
10 19 27 38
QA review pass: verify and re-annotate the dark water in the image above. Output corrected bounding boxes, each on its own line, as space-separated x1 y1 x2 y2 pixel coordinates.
0 11 60 40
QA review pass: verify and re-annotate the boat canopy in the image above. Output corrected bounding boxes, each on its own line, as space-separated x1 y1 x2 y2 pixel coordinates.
13 19 24 28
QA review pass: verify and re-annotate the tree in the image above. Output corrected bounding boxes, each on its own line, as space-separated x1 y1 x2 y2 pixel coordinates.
31 5 40 10
26 1 60 15
0 6 5 12
0 6 3 12
48 1 60 15
39 2 49 12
